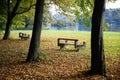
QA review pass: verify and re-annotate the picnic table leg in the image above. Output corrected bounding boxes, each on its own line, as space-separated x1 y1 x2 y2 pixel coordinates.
76 47 80 52
65 40 68 43
74 40 78 48
57 38 60 46
60 44 65 49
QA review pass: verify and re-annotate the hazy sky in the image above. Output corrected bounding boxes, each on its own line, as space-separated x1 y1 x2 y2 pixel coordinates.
106 0 120 9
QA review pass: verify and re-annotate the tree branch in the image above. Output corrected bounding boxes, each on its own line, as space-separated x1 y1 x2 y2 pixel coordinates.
15 4 35 15
11 0 22 17
7 0 11 14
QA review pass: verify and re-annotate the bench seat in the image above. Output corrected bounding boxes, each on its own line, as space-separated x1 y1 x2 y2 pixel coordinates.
57 38 86 52
19 32 30 40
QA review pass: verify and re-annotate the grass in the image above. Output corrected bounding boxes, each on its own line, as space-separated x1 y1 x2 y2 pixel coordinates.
0 30 120 80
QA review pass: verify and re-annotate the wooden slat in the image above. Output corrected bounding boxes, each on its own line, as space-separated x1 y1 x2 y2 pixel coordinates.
58 38 78 41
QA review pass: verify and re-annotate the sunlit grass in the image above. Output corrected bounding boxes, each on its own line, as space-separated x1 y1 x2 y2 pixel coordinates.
8 30 120 57
2 30 120 58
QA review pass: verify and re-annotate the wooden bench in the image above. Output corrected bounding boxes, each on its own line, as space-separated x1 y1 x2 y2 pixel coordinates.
76 41 86 52
58 38 86 51
58 38 78 49
19 32 30 40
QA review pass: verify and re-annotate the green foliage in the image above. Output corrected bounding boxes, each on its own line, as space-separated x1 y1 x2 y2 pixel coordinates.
103 22 110 31
0 0 118 30
0 1 6 15
9 0 36 14
12 17 25 29
0 0 53 30
0 0 7 30
20 9 35 28
51 0 117 28
17 0 36 13
0 0 36 30
42 4 53 27
0 16 6 30
51 0 94 27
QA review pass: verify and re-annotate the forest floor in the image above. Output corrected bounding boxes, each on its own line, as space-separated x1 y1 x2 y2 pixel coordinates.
0 30 120 80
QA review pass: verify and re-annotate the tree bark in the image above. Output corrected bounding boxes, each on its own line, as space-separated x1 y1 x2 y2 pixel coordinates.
3 0 22 40
3 16 13 40
26 0 44 62
91 0 106 75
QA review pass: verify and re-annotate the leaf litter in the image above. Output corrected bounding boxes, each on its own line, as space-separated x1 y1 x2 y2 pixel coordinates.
0 39 120 80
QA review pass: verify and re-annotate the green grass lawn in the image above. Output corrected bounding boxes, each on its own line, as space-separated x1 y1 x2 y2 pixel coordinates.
8 30 120 58
4 30 119 60
0 30 120 79
10 30 120 54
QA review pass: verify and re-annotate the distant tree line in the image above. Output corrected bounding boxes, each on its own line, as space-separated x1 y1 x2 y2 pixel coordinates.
50 8 120 32
78 8 120 31
105 9 120 31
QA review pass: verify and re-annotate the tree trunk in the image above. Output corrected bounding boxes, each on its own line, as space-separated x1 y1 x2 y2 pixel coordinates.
3 16 13 40
3 0 22 40
26 0 44 62
91 0 106 75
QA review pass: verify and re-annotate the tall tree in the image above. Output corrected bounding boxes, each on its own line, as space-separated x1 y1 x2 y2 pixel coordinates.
3 0 35 40
3 0 21 39
26 0 44 62
91 0 106 75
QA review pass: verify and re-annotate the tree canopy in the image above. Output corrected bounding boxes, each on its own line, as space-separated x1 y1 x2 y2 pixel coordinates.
0 0 117 31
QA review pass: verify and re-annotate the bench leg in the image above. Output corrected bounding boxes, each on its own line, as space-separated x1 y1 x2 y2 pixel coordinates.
60 44 65 49
76 47 80 52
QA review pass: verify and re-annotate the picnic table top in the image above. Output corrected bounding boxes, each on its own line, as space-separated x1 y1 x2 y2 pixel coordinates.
58 38 78 41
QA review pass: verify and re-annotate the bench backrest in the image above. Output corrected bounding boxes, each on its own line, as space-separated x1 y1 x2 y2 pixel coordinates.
57 38 78 48
19 32 30 38
58 38 78 41
19 32 23 37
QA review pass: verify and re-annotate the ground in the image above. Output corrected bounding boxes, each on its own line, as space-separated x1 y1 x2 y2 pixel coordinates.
0 30 120 80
